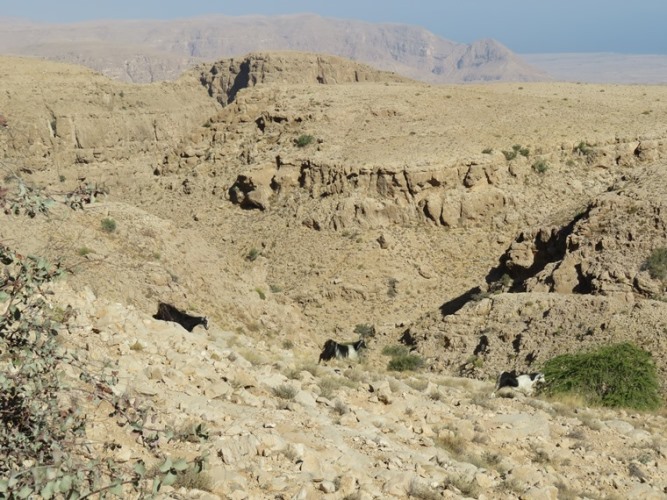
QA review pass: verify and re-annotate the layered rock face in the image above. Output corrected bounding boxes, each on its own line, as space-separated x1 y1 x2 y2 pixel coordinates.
404 164 667 385
0 56 220 169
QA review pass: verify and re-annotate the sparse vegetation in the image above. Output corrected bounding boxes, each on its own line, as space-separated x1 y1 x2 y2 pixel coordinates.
408 479 441 500
445 475 480 498
643 247 667 282
354 323 375 338
387 353 425 372
465 355 484 369
77 246 93 256
295 134 315 147
482 147 493 154
282 339 294 349
333 399 349 415
436 433 466 456
502 149 517 161
387 277 398 297
573 141 597 162
172 422 209 443
100 217 117 233
503 144 529 160
532 158 549 173
543 342 662 410
246 247 261 261
272 384 298 400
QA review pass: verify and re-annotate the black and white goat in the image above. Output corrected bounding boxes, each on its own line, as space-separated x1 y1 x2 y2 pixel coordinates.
492 370 545 397
153 302 209 332
318 339 367 364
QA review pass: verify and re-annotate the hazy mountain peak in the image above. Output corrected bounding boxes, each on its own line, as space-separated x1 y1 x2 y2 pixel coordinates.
0 14 548 83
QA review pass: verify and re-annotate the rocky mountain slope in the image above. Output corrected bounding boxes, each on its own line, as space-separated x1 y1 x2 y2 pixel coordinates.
1 52 667 498
0 14 548 84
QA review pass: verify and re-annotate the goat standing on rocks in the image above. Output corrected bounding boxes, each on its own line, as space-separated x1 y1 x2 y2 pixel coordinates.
153 302 209 332
318 339 367 364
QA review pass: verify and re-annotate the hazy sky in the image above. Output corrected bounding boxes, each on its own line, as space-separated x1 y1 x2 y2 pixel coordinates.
4 0 666 55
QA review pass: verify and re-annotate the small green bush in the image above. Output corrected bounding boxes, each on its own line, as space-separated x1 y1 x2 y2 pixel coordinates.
100 218 116 233
532 159 549 174
573 141 597 163
387 353 424 372
502 149 517 161
542 343 661 411
295 134 315 148
643 247 667 281
246 247 260 262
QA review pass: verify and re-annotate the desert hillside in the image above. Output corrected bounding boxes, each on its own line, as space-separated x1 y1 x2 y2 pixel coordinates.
0 14 548 84
1 53 667 498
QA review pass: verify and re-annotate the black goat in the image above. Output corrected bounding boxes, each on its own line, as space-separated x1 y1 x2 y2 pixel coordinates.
318 339 367 364
153 302 209 332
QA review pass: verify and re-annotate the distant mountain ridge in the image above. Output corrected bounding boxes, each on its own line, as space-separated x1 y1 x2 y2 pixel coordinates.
0 14 549 83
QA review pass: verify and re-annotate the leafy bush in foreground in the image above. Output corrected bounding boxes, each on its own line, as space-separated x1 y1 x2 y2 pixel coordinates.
0 175 207 496
542 343 661 411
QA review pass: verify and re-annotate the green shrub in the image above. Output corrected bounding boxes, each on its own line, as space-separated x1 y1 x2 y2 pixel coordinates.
573 141 597 162
532 159 549 174
502 150 517 161
0 191 205 496
542 343 661 410
387 353 425 372
354 323 375 338
246 247 260 262
295 134 315 148
465 355 484 369
643 247 667 281
101 217 116 233
281 340 294 350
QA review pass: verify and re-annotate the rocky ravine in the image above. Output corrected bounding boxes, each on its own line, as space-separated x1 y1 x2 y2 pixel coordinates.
2 52 667 498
